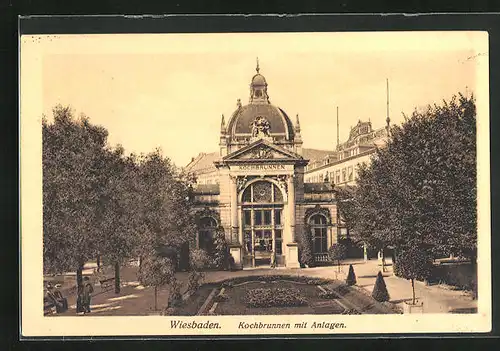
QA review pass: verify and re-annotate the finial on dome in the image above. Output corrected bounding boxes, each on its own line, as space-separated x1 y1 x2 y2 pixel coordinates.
237 98 242 108
256 57 260 73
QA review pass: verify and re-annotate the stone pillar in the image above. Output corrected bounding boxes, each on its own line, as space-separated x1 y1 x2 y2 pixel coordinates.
363 242 368 262
287 175 296 242
230 176 238 243
286 174 299 268
229 244 243 270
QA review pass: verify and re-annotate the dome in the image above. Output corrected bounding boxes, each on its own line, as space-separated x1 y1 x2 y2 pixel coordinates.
227 103 295 140
224 59 296 141
251 73 267 86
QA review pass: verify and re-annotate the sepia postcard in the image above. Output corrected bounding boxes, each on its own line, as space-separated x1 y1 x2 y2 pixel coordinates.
20 30 491 337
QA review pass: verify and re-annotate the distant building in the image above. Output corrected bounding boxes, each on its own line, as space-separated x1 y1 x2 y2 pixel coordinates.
185 61 389 269
304 120 389 185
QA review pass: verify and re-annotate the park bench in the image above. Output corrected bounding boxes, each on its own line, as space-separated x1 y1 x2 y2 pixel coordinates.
98 276 115 292
43 298 56 315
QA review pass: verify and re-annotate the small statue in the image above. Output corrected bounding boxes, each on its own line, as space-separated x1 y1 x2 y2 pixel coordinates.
250 116 271 138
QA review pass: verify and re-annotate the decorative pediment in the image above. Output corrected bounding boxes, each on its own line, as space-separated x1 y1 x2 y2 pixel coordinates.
223 139 303 162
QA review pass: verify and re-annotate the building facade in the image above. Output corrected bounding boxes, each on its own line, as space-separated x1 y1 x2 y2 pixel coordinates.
186 62 388 269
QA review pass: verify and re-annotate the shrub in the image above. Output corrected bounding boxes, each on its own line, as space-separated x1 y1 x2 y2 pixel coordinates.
245 288 307 308
212 226 229 270
346 264 357 286
228 254 236 271
372 271 390 302
342 308 361 315
306 279 328 285
187 270 205 293
168 279 183 307
189 249 209 271
298 227 315 267
328 243 348 272
318 290 337 299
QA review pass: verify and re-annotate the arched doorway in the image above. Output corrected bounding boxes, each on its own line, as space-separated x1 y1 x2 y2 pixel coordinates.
308 214 329 256
241 180 284 267
198 217 218 255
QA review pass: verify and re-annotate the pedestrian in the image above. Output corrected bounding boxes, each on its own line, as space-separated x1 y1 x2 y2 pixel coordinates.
82 276 94 314
76 284 85 314
46 283 68 314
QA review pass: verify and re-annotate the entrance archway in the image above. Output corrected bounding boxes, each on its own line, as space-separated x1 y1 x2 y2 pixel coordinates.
241 180 284 267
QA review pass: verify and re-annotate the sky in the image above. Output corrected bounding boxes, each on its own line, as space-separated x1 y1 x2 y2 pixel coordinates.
27 32 486 167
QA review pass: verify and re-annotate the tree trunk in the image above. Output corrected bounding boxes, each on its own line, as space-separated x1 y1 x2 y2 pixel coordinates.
471 255 478 300
154 286 158 311
411 278 416 305
76 264 83 313
381 248 386 272
114 261 120 294
96 254 101 272
76 264 83 289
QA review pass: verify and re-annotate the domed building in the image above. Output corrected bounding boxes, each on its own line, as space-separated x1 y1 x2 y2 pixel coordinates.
185 60 389 269
186 61 338 269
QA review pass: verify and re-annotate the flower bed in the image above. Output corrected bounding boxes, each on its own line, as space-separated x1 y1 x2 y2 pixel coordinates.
318 290 337 299
220 275 333 287
244 288 308 308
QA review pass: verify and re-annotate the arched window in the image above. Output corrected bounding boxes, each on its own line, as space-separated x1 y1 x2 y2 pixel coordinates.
199 217 218 254
241 181 283 203
309 214 328 254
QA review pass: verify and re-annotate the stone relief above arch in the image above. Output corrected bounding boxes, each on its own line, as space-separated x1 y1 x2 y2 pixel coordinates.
305 204 333 226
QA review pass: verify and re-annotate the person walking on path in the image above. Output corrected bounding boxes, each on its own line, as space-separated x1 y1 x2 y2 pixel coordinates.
82 276 94 314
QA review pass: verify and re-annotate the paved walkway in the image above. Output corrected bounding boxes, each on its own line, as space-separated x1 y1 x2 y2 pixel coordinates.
48 258 476 316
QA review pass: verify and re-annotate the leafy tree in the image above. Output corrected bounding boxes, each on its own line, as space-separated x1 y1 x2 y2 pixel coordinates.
372 271 390 302
187 249 209 293
212 226 229 270
346 264 357 286
138 255 175 311
394 246 433 305
134 149 197 270
328 242 347 272
43 105 109 290
335 93 477 267
96 148 141 294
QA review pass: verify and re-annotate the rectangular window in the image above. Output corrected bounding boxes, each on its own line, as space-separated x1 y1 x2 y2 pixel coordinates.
314 237 322 253
342 168 346 182
264 210 272 225
254 211 262 225
244 211 251 227
335 171 340 184
274 209 282 225
275 240 282 255
348 166 353 181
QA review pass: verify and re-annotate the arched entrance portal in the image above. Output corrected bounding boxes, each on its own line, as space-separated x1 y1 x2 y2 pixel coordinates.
241 180 284 267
